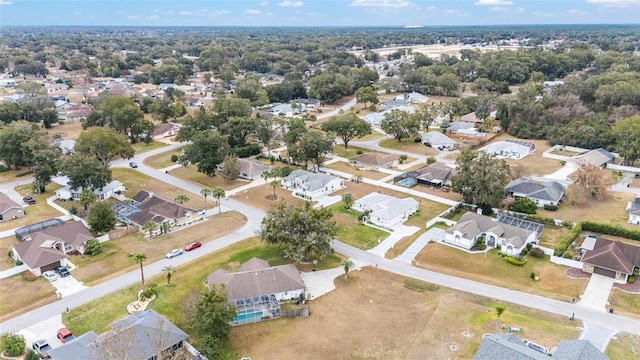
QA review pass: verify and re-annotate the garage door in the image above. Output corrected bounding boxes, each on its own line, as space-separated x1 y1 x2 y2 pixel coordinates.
41 261 61 273
593 267 616 278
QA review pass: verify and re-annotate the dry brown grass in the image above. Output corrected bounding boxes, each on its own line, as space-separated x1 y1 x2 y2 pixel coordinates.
414 243 588 301
0 184 65 233
0 236 18 271
537 191 636 230
609 289 640 320
229 267 580 360
232 183 306 212
489 133 564 176
401 182 464 201
606 333 640 360
47 121 85 140
379 139 439 156
0 272 58 322
537 226 571 249
166 166 247 193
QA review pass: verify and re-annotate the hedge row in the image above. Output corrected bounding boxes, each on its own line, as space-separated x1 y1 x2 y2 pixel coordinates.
581 221 640 241
554 223 583 256
506 256 526 266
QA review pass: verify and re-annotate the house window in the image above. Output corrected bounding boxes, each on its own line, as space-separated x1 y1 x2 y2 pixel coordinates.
454 235 461 243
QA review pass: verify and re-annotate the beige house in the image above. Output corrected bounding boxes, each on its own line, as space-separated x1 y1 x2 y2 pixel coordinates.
0 193 24 222
349 153 400 170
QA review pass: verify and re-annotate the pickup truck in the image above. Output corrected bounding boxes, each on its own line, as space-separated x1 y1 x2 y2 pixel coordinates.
57 327 75 343
32 339 52 359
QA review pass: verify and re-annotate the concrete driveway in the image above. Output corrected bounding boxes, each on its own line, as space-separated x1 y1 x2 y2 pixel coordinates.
396 228 445 264
50 275 89 298
576 274 615 311
18 314 65 352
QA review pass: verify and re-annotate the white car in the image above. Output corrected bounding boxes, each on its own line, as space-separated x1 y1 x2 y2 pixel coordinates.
42 270 58 282
166 248 184 259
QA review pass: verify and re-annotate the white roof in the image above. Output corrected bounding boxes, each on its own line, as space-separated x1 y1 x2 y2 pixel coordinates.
479 141 532 157
421 132 456 146
354 193 419 222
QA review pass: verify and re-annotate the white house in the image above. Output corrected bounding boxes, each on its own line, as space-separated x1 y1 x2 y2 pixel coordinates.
56 139 76 155
281 170 344 200
361 106 415 126
628 196 640 225
395 92 428 103
352 193 419 230
420 131 457 148
444 212 537 256
505 178 565 207
55 180 125 201
479 140 535 160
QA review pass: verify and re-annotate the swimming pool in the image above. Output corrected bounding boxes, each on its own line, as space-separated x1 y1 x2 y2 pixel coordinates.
234 310 263 323
397 178 416 188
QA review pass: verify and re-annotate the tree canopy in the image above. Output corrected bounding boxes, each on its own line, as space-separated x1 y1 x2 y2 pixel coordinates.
321 113 372 149
452 150 511 213
75 126 135 165
380 110 420 142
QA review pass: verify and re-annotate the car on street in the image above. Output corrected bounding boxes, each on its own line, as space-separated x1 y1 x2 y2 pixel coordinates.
57 327 75 343
55 266 71 277
166 248 184 259
42 271 58 282
184 242 202 251
23 196 36 205
32 339 52 359
129 161 138 168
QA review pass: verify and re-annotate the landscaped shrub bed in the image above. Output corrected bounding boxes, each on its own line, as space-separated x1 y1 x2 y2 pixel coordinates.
506 256 526 266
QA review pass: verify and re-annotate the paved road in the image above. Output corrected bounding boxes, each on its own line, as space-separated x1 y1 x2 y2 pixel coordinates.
332 240 640 337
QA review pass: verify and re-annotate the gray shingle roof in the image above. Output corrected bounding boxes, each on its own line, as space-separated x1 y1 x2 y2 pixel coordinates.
628 196 640 215
282 170 340 193
447 213 535 249
447 121 476 131
505 179 565 202
473 333 548 360
552 340 609 360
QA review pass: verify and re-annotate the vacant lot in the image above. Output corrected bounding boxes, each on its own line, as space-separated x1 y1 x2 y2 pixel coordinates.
0 271 58 321
324 161 389 180
47 121 84 140
166 166 248 193
536 191 636 230
233 183 306 211
606 332 640 360
230 268 581 360
414 243 588 302
379 139 439 157
144 149 183 169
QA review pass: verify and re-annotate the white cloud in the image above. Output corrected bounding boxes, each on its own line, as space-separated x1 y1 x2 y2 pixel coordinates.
489 6 509 11
566 8 588 15
260 1 269 5
245 8 262 14
350 0 415 8
126 15 141 20
0 0 13 5
474 0 513 5
278 1 304 6
586 0 640 7
146 14 160 20
210 10 230 16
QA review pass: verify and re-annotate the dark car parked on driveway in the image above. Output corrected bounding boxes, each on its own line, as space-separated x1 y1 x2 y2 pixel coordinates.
55 266 70 277
23 197 36 205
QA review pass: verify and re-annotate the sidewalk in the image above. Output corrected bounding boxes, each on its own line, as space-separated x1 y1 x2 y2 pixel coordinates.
368 224 420 257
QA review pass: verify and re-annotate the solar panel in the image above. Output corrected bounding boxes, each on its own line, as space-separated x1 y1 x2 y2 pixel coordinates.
496 213 544 235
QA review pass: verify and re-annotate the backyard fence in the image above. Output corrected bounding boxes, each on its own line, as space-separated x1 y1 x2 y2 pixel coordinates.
107 226 139 241
550 256 583 269
281 306 310 318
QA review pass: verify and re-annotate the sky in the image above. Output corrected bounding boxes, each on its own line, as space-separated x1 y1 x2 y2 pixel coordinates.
0 0 639 27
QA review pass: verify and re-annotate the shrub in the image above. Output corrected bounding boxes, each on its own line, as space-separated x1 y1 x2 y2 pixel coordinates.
520 249 528 256
563 251 574 259
279 166 293 177
530 272 536 280
562 220 574 228
511 198 537 214
69 205 78 215
356 149 363 155
269 155 275 164
0 333 26 356
414 137 422 143
171 154 179 162
84 239 103 256
475 237 486 250
506 256 526 266
554 223 582 256
233 144 261 158
140 283 158 301
426 156 436 164
25 349 40 360
529 248 545 258
628 275 636 284
399 154 408 164
526 243 533 250
0 164 5 173
543 204 558 211
581 221 640 240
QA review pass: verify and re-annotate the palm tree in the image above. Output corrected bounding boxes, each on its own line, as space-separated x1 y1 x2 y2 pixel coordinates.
270 180 279 198
341 259 355 280
162 265 176 287
261 170 271 192
79 189 96 212
212 187 225 214
200 188 212 204
142 221 157 238
133 253 148 289
174 194 189 204
341 192 353 209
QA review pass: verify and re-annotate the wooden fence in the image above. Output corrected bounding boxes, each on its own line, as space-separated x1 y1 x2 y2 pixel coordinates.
108 226 139 240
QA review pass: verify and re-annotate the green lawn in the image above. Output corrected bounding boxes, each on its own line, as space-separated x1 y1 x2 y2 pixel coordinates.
143 149 182 169
330 205 389 249
609 289 640 319
131 140 167 154
332 145 370 159
606 333 640 360
63 238 341 342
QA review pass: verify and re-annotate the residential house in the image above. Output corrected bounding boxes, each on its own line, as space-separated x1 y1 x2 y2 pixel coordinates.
206 258 306 325
152 122 181 140
47 310 189 360
361 106 415 126
184 97 203 107
479 140 535 160
11 221 94 276
581 235 640 283
64 105 92 123
460 112 484 124
0 193 24 222
395 92 428 103
119 190 201 230
352 193 419 229
420 131 457 149
55 139 75 155
55 180 125 202
270 103 304 116
217 158 270 180
444 213 538 255
281 170 344 200
567 148 615 169
349 153 400 170
627 196 640 225
505 178 565 207
381 99 410 109
292 98 320 110
474 333 607 360
159 83 176 91
457 127 485 137
394 163 456 188
446 121 475 134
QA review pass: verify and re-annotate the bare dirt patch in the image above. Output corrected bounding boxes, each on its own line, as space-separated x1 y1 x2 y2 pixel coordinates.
229 267 580 360
47 121 85 140
233 183 306 212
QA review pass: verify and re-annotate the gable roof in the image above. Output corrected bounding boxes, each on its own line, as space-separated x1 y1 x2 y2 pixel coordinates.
581 237 640 275
474 333 547 360
47 310 188 360
628 196 640 215
207 257 306 300
460 112 483 123
127 191 196 226
447 121 475 131
447 213 535 249
552 340 608 360
354 193 419 222
283 170 340 193
505 179 565 202
237 158 270 176
0 193 22 214
420 131 457 146
349 153 400 166
29 221 94 248
570 148 615 167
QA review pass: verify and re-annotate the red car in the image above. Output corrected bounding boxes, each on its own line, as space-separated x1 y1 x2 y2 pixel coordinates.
184 242 202 251
57 327 75 343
